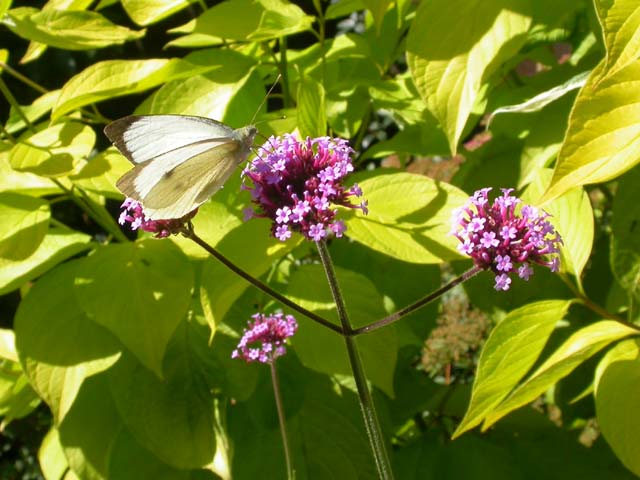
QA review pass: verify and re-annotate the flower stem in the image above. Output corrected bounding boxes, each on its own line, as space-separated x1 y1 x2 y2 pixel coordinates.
350 265 483 336
315 240 394 480
0 77 34 132
271 361 294 479
185 227 342 334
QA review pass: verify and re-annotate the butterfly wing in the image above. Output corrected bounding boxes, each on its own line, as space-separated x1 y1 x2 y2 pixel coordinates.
105 115 236 164
123 141 244 220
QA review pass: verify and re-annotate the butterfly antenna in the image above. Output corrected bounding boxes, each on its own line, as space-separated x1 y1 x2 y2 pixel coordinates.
250 73 282 126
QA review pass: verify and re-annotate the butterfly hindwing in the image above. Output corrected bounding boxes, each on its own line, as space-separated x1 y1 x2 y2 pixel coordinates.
132 141 242 220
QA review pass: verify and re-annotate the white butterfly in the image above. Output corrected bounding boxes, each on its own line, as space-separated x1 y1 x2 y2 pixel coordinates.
104 114 257 220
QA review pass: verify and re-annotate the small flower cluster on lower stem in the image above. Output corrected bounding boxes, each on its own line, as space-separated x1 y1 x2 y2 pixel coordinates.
232 312 298 364
450 187 563 291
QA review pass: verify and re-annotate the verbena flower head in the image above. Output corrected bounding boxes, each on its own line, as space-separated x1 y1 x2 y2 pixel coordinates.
242 134 367 242
232 312 298 364
450 188 562 291
118 198 197 238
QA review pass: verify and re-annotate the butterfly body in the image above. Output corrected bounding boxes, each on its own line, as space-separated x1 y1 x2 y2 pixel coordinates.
104 114 257 220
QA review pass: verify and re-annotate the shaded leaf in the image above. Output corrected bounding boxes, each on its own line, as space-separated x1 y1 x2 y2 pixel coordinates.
75 240 193 377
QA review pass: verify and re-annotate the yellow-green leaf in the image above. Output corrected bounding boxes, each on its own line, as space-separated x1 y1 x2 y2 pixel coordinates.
9 122 95 177
595 0 640 78
406 0 532 154
595 338 640 476
523 169 594 280
3 7 145 50
344 172 467 264
122 0 196 26
454 300 572 437
483 321 638 428
52 58 211 120
541 59 640 202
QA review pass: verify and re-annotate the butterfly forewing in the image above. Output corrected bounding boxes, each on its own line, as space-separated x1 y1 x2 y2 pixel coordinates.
105 115 237 164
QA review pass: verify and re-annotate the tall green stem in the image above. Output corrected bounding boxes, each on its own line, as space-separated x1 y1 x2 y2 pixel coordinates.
185 228 340 333
315 240 394 480
271 361 294 479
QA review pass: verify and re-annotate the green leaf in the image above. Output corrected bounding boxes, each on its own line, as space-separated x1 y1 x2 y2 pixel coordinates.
523 169 594 280
344 172 468 264
9 121 95 177
0 328 17 362
0 192 50 260
453 300 573 437
325 0 364 20
38 428 69 480
136 50 260 123
297 73 327 138
406 0 532 153
230 365 377 478
107 322 216 469
0 226 91 295
74 240 194 378
285 263 397 397
0 361 40 424
122 0 197 26
171 0 314 42
200 217 298 331
484 321 639 428
3 7 145 50
361 0 391 32
541 59 640 202
595 338 640 476
0 147 58 195
14 260 121 422
69 148 131 199
6 89 60 134
595 0 640 78
611 165 640 301
487 71 589 127
52 58 212 120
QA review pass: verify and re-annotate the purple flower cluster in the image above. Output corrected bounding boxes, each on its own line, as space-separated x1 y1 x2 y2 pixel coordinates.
243 134 367 242
118 198 196 238
450 188 562 291
232 312 298 364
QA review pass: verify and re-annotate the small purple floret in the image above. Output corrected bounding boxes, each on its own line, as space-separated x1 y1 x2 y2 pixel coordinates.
118 198 197 238
231 312 298 364
243 134 366 242
450 188 562 291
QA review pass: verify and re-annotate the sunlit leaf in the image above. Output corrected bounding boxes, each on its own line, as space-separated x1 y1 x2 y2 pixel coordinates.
122 0 197 26
407 0 532 153
3 7 145 50
594 0 640 78
0 192 50 260
344 172 467 264
523 169 594 280
9 121 95 177
483 321 638 428
52 58 212 120
454 300 573 437
541 60 640 202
